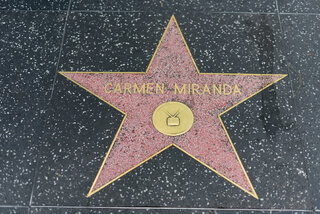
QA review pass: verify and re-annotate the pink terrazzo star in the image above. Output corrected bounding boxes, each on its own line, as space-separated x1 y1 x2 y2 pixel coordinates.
60 16 286 199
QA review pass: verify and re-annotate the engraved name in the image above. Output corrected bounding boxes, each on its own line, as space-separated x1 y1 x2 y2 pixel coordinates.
104 83 241 95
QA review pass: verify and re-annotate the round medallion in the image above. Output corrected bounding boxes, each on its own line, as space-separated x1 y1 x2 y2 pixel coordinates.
152 101 194 136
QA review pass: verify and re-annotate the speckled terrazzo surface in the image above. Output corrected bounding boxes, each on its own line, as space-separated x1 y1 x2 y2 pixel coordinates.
0 0 320 213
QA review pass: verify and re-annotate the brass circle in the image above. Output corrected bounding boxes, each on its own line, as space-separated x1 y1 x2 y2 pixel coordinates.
152 101 194 136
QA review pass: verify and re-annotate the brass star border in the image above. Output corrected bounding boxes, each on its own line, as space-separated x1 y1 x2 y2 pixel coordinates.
59 15 287 199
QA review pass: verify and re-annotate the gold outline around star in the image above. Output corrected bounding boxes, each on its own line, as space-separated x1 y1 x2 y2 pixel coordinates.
60 15 287 199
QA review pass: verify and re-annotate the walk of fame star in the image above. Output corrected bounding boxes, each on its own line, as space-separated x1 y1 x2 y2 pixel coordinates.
60 15 286 199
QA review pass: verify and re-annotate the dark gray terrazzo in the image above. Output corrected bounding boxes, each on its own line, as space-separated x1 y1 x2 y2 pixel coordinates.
58 12 169 72
71 0 276 13
28 208 314 214
0 0 69 10
177 13 284 74
31 74 124 206
0 207 29 214
280 14 320 210
59 13 285 75
0 11 66 205
278 0 320 14
222 78 311 208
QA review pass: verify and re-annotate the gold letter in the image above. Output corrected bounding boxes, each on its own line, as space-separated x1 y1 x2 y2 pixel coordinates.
175 83 186 94
202 84 211 95
223 84 232 95
124 83 132 95
233 84 241 95
213 84 222 95
146 83 154 94
113 83 122 94
156 83 164 94
192 84 200 95
104 83 113 94
134 83 145 94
